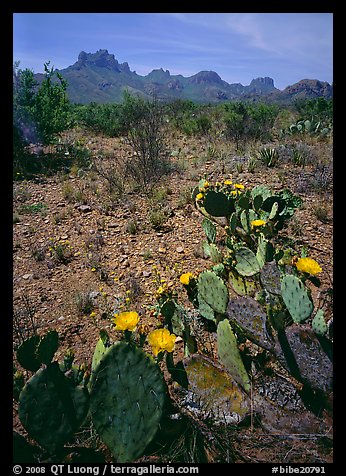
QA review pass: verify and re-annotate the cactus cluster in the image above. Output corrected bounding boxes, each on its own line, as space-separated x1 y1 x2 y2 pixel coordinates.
189 177 332 403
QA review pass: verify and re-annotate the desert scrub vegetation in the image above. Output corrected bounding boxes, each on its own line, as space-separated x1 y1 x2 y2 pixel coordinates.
13 66 333 463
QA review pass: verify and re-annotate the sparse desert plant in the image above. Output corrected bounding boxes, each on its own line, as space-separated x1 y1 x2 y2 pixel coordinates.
48 238 73 264
122 92 171 189
258 147 279 167
75 291 95 316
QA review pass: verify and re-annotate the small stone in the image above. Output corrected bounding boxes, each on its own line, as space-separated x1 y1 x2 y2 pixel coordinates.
176 246 184 253
78 205 92 213
22 273 33 280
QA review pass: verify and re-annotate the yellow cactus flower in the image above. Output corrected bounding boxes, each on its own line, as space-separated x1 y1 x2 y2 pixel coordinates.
147 328 177 356
251 219 266 228
112 311 140 331
196 193 204 201
295 257 322 275
180 272 194 285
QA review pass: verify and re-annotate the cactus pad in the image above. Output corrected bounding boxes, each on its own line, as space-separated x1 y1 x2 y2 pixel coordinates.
260 261 281 295
90 342 165 463
197 270 228 314
226 296 274 351
203 190 234 217
281 275 313 323
274 325 333 393
217 319 251 392
229 269 258 297
312 309 328 336
201 217 216 243
171 354 250 425
234 246 261 277
19 362 89 453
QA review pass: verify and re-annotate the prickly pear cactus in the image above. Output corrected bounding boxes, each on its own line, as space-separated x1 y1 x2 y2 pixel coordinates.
89 337 108 388
226 296 274 351
18 362 89 453
312 309 328 336
201 217 216 243
260 261 281 295
256 235 274 268
170 354 250 425
16 331 59 372
197 270 228 315
281 275 313 323
273 325 333 393
234 246 261 277
217 319 251 392
203 190 234 217
202 241 223 263
90 342 165 463
228 269 258 297
197 293 216 322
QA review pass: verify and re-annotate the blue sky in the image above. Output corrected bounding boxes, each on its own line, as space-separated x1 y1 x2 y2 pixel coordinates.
13 13 333 90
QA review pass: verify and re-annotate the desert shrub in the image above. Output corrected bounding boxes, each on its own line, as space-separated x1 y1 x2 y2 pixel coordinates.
121 92 171 189
223 102 278 148
13 62 74 176
75 102 125 137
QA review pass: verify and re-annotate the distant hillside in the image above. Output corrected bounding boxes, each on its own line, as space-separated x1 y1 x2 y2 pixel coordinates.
35 49 333 105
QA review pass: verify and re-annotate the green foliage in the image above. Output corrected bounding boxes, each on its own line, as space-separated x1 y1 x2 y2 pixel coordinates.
13 62 72 146
223 102 279 148
74 102 125 137
294 97 333 124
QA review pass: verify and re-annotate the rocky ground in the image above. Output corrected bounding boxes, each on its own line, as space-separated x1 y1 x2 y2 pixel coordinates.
13 128 333 463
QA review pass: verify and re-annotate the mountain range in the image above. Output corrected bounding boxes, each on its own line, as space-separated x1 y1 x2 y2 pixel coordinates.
35 49 333 105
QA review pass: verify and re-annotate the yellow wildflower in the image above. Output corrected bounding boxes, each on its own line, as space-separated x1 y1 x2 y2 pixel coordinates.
180 272 194 285
251 219 266 228
147 328 177 356
295 257 322 275
234 183 245 189
230 190 239 196
91 267 96 272
204 181 210 188
112 311 140 331
224 179 233 185
89 311 96 318
196 193 204 201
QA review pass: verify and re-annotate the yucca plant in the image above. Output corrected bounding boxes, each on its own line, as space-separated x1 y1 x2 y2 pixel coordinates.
258 147 279 168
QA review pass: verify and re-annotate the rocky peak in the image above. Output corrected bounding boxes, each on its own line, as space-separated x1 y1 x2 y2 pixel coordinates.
248 77 275 92
75 49 131 73
188 71 223 85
